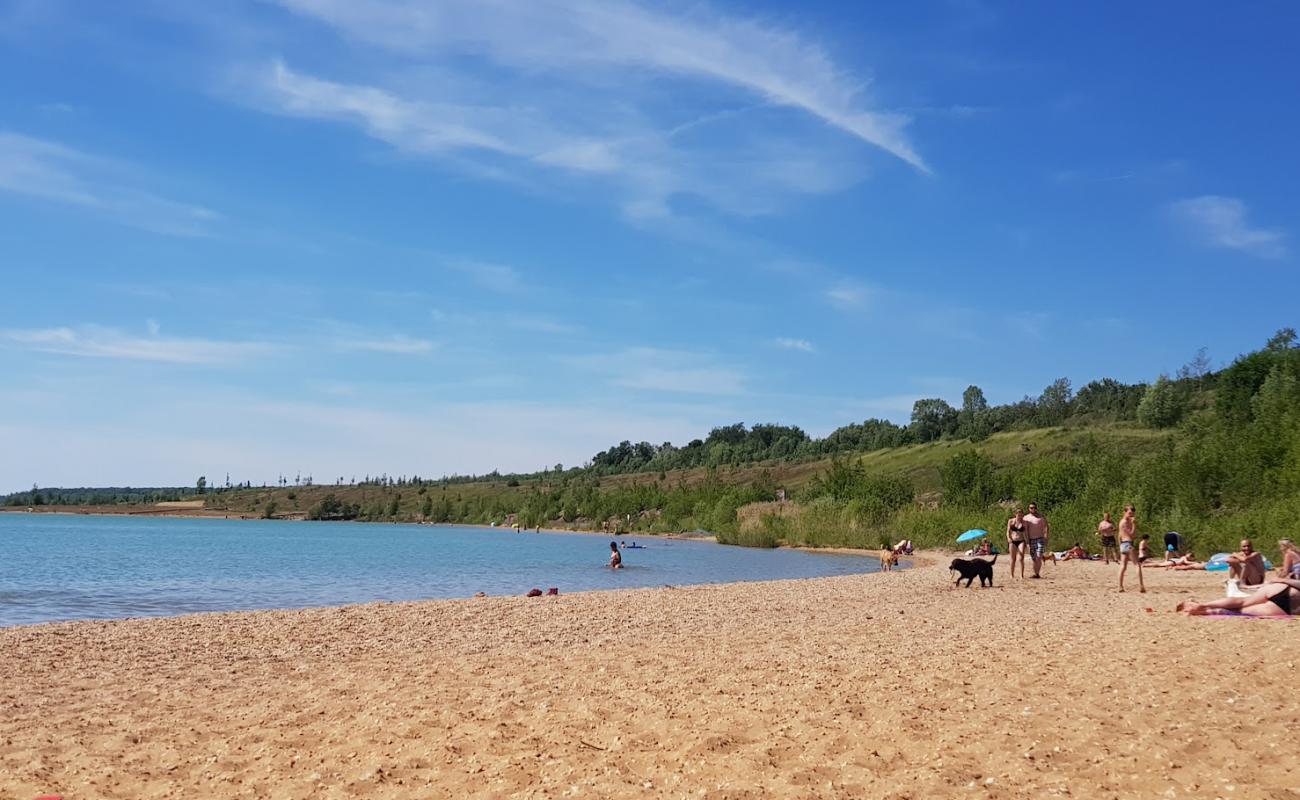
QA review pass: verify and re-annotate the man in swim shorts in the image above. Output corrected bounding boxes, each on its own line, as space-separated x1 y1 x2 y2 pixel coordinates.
1097 511 1119 564
1117 504 1145 593
1023 502 1050 578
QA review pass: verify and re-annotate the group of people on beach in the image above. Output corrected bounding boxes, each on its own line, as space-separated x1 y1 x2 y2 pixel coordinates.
998 501 1300 614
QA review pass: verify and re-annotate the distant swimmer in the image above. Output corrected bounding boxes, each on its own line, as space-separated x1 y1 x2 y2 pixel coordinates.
609 541 623 569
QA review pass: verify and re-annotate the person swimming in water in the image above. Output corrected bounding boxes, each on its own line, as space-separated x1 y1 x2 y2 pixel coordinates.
609 541 623 569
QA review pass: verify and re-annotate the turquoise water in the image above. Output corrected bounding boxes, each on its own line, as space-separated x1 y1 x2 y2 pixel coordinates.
0 514 881 627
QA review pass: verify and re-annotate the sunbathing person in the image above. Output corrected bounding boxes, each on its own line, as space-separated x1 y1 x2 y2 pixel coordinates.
1177 578 1300 616
1059 544 1089 561
1150 551 1202 568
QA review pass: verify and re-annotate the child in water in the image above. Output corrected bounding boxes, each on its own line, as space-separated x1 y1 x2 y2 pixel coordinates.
609 541 623 569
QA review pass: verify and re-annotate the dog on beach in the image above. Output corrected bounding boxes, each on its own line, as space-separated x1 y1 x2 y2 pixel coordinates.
949 555 997 588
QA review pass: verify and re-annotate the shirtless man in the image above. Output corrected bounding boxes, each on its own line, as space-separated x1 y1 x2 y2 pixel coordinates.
1117 504 1145 593
1023 502 1049 579
1097 511 1119 564
1227 539 1266 586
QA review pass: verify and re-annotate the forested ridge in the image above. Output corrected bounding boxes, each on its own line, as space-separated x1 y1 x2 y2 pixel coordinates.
7 329 1299 557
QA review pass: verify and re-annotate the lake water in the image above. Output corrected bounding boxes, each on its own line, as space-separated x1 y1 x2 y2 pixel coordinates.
0 514 882 627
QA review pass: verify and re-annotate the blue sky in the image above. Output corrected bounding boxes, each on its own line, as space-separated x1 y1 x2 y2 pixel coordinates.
1 0 1296 490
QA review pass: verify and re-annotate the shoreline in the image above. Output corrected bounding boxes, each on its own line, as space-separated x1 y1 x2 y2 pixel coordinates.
3 559 1295 798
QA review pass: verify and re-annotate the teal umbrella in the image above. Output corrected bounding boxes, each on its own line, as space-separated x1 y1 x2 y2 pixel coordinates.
956 529 989 543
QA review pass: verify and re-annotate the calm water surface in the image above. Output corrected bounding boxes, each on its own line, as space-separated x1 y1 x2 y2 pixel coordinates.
0 514 881 627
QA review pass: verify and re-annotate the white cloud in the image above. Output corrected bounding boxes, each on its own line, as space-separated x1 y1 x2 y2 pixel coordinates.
1169 195 1286 259
230 0 923 221
146 318 161 336
773 337 815 353
272 0 926 170
0 326 277 365
0 131 220 236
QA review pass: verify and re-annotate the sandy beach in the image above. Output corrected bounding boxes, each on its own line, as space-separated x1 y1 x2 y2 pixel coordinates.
2 558 1297 799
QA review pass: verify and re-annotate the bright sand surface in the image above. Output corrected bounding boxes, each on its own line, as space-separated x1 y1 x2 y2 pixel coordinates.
2 557 1298 799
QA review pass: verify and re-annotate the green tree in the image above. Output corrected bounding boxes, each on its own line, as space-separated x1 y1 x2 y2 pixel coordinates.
420 494 434 519
940 450 999 508
910 398 958 442
196 476 207 495
262 500 277 519
1137 375 1184 428
1266 327 1297 351
1036 378 1073 426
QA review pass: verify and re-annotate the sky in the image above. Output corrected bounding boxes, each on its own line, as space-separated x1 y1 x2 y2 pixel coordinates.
1 0 1297 491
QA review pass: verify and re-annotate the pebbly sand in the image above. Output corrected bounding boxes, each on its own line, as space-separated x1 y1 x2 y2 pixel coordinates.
2 557 1298 799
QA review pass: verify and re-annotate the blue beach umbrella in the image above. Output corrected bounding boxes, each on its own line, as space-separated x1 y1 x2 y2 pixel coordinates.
956 529 989 543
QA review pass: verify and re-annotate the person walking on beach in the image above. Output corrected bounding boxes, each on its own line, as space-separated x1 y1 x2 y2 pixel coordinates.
1006 507 1028 579
1023 502 1049 578
609 541 623 569
1097 511 1119 564
1117 505 1145 593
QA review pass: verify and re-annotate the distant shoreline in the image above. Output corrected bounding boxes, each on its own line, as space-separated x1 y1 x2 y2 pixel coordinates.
0 504 722 543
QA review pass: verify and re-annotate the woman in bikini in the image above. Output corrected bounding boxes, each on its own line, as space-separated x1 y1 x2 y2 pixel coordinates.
1178 578 1300 616
1006 508 1027 579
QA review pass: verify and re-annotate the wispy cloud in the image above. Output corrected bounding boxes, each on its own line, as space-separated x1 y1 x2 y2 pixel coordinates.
335 334 436 355
824 281 872 310
447 259 522 293
0 326 276 365
563 346 746 395
0 131 220 236
1169 195 1286 259
229 0 923 221
271 0 926 169
773 337 816 353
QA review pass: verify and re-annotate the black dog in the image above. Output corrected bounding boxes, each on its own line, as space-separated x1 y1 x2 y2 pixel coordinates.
949 555 997 588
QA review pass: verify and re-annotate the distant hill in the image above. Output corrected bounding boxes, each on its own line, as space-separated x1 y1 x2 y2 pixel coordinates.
7 329 1298 558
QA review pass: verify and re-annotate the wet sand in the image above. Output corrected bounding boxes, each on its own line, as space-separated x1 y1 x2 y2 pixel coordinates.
2 557 1297 799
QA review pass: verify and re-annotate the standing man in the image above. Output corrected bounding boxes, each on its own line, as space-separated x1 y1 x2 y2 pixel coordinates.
1023 501 1050 579
1097 511 1120 565
1117 504 1145 593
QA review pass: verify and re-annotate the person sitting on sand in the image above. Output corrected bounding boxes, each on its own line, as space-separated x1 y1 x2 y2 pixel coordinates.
1178 578 1300 616
1137 534 1152 563
609 541 623 569
1227 539 1266 586
1279 538 1300 580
